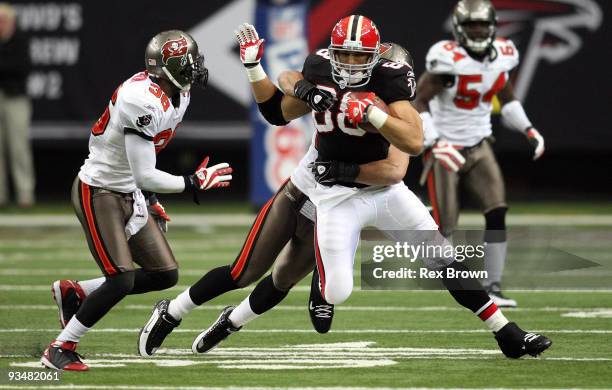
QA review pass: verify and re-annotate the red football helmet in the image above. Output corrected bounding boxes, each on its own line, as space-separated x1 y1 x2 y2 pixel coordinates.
328 15 381 88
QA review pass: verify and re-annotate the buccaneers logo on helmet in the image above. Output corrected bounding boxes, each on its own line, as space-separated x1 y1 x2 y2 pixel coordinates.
161 36 188 65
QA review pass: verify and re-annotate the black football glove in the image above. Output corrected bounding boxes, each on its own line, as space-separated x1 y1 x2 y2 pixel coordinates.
294 79 335 112
309 160 360 186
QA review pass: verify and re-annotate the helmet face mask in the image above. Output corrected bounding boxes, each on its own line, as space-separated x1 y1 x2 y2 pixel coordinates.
452 0 497 56
329 15 381 88
145 30 209 92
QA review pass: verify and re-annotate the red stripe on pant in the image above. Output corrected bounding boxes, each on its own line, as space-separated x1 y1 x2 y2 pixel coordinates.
230 196 275 280
80 181 117 275
313 219 327 300
230 180 290 280
425 152 441 226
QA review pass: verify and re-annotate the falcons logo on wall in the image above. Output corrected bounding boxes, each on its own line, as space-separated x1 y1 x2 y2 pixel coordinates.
445 0 602 101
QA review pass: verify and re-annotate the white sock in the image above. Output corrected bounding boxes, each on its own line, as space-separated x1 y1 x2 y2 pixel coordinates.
56 317 90 343
78 277 105 295
228 295 258 328
477 301 509 333
167 289 198 320
485 310 509 333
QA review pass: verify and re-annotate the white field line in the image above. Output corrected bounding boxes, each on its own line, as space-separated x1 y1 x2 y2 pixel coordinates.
2 213 612 227
1 284 612 293
0 328 610 334
0 237 249 249
0 269 216 276
1 387 609 390
1 304 611 314
0 252 234 262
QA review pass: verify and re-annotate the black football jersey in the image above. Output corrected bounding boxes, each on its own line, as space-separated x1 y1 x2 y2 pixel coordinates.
302 48 416 165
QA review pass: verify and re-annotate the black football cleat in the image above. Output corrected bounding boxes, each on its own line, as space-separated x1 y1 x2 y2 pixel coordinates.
138 299 181 357
308 266 334 334
192 306 241 354
51 280 86 328
41 340 88 371
495 322 552 358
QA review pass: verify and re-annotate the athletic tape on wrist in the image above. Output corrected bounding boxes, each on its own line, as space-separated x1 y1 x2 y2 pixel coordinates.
246 63 267 83
368 106 389 129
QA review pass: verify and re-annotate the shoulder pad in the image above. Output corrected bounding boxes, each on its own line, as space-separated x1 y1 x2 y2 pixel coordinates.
426 40 460 74
116 84 163 138
302 50 331 81
493 38 519 71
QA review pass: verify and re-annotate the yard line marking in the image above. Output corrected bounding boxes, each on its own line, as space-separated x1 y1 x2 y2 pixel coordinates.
1 284 612 293
6 342 612 371
0 269 218 276
562 309 612 318
2 213 612 227
1 304 611 313
1 386 607 390
0 328 611 334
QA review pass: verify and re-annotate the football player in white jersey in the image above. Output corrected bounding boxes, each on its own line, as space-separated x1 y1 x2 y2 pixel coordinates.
188 18 551 359
40 30 233 371
414 0 545 307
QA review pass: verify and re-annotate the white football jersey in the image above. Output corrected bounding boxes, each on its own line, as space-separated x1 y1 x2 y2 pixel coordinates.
426 38 519 146
79 71 190 192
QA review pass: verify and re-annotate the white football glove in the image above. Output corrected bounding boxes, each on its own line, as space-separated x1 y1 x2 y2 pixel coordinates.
235 23 264 67
432 140 466 173
194 156 233 191
526 128 545 160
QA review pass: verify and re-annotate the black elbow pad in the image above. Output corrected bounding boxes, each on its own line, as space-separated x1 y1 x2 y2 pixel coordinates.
257 88 289 126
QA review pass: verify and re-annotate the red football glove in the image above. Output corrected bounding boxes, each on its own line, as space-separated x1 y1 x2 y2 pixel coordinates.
526 128 545 160
147 194 170 233
432 140 466 173
235 23 264 67
344 92 375 125
194 156 233 190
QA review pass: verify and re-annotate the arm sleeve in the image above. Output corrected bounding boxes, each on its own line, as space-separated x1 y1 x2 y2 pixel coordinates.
125 132 186 193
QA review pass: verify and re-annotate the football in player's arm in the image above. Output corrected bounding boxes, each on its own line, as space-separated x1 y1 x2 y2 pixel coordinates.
235 22 410 185
135 25 415 357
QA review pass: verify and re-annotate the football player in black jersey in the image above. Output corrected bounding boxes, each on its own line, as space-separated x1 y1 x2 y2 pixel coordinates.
140 17 551 359
136 28 412 355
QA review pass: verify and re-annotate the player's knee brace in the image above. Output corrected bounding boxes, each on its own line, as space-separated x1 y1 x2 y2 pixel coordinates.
484 207 507 242
257 88 289 126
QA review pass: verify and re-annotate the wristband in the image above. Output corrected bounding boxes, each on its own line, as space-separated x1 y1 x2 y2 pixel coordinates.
245 63 267 83
368 106 389 129
183 175 199 205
